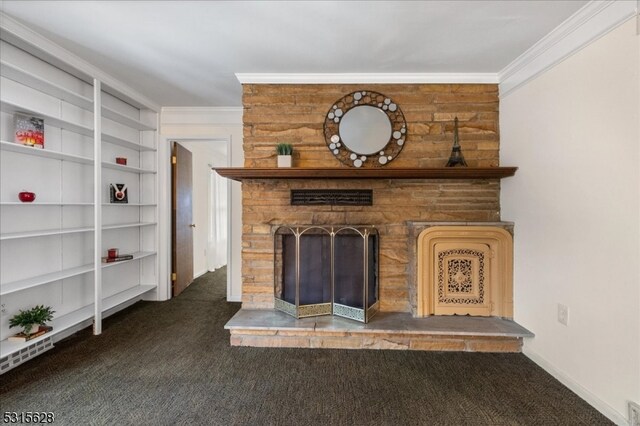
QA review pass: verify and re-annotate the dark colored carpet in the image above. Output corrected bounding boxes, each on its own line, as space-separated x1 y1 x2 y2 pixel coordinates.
0 267 611 425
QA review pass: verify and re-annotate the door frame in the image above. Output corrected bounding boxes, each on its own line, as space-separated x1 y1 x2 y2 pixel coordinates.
164 136 232 300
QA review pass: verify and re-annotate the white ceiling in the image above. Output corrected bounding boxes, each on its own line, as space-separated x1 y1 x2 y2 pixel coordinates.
0 0 588 107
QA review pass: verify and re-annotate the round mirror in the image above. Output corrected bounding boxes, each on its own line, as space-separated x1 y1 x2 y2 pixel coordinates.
324 91 407 168
339 106 392 155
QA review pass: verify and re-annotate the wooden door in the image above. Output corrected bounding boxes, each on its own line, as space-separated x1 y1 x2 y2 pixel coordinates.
172 142 194 297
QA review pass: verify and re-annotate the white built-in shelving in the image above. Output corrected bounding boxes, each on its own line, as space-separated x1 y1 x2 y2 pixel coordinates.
0 139 93 164
103 222 157 231
0 60 93 110
0 226 95 241
2 140 157 173
0 16 160 366
102 203 157 207
0 284 155 358
0 305 93 359
0 202 94 206
1 99 94 136
1 100 156 152
1 264 94 296
101 131 156 152
101 161 156 174
101 251 157 269
1 251 157 296
0 60 155 132
102 106 155 131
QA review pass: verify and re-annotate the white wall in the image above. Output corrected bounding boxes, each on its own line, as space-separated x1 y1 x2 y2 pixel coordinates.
160 107 243 301
500 18 639 424
178 141 227 278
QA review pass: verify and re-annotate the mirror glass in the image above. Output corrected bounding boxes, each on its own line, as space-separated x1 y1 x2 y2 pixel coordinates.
339 106 392 155
324 90 407 168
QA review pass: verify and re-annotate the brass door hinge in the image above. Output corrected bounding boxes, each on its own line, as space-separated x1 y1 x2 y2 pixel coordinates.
172 155 177 164
171 272 177 281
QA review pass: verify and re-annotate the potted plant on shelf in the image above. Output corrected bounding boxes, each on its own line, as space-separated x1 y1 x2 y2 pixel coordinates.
276 143 293 168
9 305 55 336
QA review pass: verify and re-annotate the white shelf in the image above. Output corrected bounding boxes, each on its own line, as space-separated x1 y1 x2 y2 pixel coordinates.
102 222 156 231
0 100 156 153
103 285 155 311
102 106 155 131
0 226 93 240
101 251 156 269
0 140 93 165
101 132 156 152
1 99 93 136
0 304 93 358
1 60 93 110
1 61 155 131
0 202 93 206
101 161 156 174
0 222 154 239
0 252 155 295
0 284 155 358
101 203 156 207
1 264 94 296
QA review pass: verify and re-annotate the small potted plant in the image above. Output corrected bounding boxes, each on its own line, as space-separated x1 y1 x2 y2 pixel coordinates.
9 305 55 336
276 143 293 168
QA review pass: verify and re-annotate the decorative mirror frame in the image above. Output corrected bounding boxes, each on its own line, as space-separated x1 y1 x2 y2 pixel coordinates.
323 90 407 168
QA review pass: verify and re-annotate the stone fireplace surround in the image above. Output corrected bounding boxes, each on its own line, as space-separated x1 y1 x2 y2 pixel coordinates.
222 83 534 352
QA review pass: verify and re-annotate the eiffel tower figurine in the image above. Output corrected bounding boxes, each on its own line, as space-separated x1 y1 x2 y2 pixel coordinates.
446 117 467 167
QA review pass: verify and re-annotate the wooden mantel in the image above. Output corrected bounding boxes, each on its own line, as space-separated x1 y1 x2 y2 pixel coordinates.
214 167 517 181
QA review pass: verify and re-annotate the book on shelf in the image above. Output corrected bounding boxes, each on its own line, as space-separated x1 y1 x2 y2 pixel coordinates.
14 113 45 149
8 325 53 342
102 254 134 263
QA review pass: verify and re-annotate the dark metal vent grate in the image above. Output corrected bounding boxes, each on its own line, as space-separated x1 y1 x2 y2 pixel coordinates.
291 189 373 206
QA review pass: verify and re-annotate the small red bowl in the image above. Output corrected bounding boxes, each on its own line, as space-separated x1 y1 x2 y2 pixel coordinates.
18 191 36 202
116 157 127 165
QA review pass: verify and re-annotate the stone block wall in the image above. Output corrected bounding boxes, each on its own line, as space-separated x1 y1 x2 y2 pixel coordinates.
241 84 501 312
243 84 499 168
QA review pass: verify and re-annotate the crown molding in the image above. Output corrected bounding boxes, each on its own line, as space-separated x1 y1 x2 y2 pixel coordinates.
236 73 499 84
499 0 638 98
0 12 160 111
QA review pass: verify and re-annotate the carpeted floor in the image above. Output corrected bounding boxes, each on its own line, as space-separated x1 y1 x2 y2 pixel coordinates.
0 267 612 425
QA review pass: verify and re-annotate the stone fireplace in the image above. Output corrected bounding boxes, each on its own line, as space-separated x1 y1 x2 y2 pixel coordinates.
221 83 533 351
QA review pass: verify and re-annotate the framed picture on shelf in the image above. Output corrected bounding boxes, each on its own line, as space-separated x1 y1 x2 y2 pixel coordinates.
109 183 128 203
14 113 44 149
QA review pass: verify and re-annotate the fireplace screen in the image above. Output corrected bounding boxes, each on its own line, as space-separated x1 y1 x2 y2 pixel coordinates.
274 226 379 323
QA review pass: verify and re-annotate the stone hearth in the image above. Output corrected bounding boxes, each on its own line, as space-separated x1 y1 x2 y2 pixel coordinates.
225 310 533 352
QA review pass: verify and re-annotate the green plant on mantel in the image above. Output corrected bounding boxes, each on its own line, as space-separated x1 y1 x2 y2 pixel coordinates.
9 305 55 335
276 143 293 156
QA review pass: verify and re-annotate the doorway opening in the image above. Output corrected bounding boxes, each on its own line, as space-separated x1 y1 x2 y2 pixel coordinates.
171 139 230 298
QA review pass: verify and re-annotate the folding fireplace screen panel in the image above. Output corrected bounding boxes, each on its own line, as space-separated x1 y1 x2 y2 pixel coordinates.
274 226 379 323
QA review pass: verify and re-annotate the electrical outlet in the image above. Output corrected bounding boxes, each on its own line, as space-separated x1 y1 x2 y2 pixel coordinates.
557 304 569 326
0 303 7 316
630 401 640 426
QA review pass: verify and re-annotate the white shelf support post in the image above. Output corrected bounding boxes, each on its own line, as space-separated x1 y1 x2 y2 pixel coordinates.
93 79 102 335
